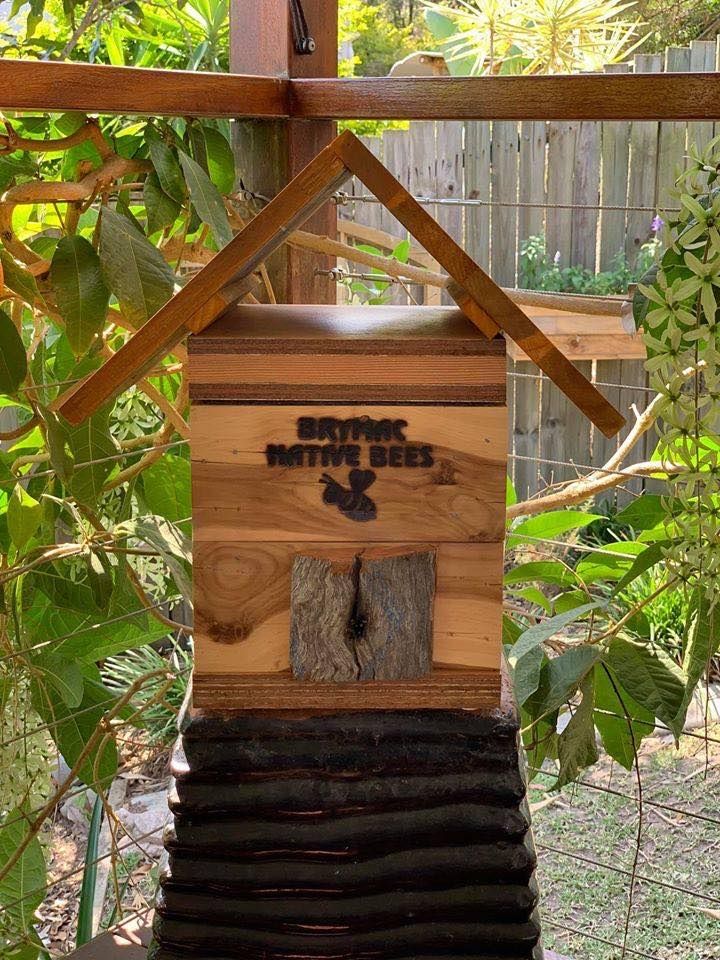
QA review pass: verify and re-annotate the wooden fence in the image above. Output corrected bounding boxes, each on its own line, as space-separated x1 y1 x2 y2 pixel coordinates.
339 41 720 502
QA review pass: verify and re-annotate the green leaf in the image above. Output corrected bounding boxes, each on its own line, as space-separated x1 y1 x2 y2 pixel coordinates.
100 205 175 327
556 674 598 788
526 645 600 717
553 589 595 615
392 238 411 263
506 476 517 507
32 653 84 708
140 454 190 529
613 541 672 595
32 675 118 789
675 592 720 728
507 510 601 549
37 407 73 484
149 139 187 203
593 663 653 770
576 541 647 584
0 308 27 395
86 550 113 612
64 407 119 507
0 249 40 306
508 602 601 663
114 515 191 600
511 586 551 613
76 794 103 947
511 643 545 706
201 125 236 194
7 484 41 550
50 236 109 356
144 171 181 235
615 495 667 531
521 709 558 774
179 150 233 248
504 560 577 588
605 636 686 734
0 808 46 927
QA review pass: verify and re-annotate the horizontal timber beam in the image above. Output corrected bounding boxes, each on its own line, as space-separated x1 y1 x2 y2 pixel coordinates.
1 62 720 122
0 59 286 117
290 73 720 121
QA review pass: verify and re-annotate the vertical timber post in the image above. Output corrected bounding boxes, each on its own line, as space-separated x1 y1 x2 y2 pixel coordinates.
230 0 337 303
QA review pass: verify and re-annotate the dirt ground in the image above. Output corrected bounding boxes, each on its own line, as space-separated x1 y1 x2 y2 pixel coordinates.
36 740 170 955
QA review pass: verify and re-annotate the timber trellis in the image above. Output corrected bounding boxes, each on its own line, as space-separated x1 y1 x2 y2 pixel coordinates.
2 34 720 960
338 41 720 499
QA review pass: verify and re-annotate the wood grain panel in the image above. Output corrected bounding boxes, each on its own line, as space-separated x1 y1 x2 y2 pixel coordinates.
193 541 503 676
190 404 507 543
188 354 506 386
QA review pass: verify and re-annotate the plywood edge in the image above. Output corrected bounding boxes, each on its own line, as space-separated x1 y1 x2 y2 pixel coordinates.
188 384 508 404
191 667 502 711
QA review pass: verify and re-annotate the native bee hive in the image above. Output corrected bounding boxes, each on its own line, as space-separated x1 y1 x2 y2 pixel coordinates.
58 129 624 716
188 303 507 710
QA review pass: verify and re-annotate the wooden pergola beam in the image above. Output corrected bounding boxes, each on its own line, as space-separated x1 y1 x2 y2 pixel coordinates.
1 62 720 121
290 73 720 121
0 59 287 117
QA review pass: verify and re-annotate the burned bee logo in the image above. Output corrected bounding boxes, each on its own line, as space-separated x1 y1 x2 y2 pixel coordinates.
319 469 377 522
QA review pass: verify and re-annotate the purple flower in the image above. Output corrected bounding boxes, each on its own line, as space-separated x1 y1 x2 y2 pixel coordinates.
651 215 664 234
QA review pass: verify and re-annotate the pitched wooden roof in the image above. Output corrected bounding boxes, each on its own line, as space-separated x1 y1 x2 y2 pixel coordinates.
57 130 624 438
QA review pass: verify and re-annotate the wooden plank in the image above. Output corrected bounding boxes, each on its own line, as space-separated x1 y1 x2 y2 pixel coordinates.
539 361 593 492
508 360 540 501
231 0 337 304
190 404 507 544
657 48 690 215
0 59 286 117
331 134 626 437
56 135 353 425
599 63 631 271
504 309 646 361
436 120 464 304
192 540 503 676
546 120 578 269
626 54 662 268
465 121 492 271
688 40 717 153
290 74 720 121
518 121 546 260
290 546 435 681
571 121 601 270
379 129 410 236
491 121 519 286
436 121 464 241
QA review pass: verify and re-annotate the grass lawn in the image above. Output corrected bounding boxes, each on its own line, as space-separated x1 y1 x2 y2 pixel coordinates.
532 725 720 959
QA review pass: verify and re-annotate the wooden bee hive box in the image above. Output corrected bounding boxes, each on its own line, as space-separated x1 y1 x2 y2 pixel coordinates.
188 302 508 710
